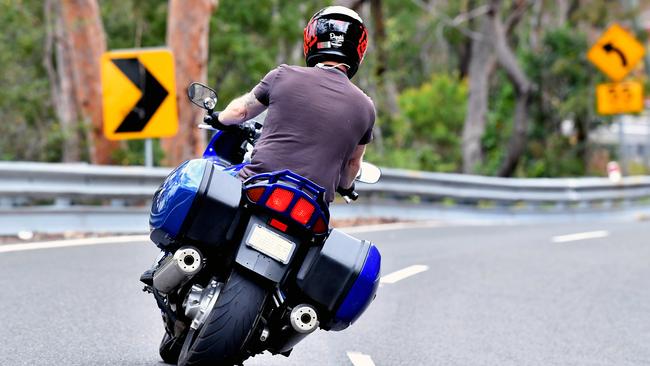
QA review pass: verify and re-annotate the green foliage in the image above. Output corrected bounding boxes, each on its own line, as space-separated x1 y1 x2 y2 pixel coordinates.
0 0 59 161
111 139 165 166
367 73 467 172
519 27 600 177
207 0 326 104
101 0 167 49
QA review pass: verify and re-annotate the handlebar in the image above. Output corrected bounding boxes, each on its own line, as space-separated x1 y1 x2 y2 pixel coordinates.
337 184 359 204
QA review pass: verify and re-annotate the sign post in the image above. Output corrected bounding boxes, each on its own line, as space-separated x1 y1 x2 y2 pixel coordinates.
101 48 179 166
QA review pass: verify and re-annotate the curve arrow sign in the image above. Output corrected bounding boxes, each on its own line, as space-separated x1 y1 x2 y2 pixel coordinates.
602 43 627 67
111 58 169 133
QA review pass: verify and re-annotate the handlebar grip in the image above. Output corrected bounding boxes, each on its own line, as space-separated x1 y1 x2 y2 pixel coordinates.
204 112 236 131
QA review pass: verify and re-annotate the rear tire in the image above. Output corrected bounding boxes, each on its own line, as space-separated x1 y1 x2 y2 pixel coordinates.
178 269 266 366
159 332 184 364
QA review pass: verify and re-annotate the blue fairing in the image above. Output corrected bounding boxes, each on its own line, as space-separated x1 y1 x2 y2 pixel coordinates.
202 131 223 158
333 244 381 328
149 159 206 239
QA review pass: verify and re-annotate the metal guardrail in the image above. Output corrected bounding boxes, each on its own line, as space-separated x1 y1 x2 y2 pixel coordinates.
1 161 650 234
2 161 650 205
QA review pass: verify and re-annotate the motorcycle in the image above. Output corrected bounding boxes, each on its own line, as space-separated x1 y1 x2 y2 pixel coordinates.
142 82 382 366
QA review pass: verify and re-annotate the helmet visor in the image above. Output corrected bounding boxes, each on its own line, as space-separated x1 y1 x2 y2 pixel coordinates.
316 18 351 34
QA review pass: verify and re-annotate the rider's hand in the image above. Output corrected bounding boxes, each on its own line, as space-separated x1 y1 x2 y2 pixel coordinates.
204 112 237 131
336 183 358 201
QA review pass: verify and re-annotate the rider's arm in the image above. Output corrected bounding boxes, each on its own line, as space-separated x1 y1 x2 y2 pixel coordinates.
339 144 366 189
217 92 266 125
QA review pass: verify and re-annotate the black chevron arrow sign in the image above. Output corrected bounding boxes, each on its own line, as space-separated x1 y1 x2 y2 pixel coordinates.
111 58 168 133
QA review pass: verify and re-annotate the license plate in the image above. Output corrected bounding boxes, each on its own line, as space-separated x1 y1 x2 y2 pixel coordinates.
246 224 296 264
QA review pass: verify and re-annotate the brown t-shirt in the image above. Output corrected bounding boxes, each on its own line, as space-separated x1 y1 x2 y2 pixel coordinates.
238 64 375 202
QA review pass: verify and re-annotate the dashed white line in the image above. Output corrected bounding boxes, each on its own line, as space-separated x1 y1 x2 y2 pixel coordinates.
347 351 376 366
0 235 149 254
380 264 429 284
551 230 609 243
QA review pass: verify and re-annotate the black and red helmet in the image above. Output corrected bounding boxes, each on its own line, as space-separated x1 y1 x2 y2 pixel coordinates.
303 6 368 79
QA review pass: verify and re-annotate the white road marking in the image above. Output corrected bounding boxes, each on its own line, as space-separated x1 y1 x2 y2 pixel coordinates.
347 351 376 366
341 220 444 234
551 230 609 243
0 220 442 254
0 235 149 254
380 264 429 284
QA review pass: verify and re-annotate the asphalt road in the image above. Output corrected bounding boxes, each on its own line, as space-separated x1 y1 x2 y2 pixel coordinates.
1 220 649 365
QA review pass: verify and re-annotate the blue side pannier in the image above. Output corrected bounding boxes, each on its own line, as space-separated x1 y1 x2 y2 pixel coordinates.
296 229 381 331
149 159 242 249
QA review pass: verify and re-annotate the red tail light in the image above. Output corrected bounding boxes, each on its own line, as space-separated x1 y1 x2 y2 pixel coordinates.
312 217 328 234
290 197 315 225
266 188 294 212
245 187 265 203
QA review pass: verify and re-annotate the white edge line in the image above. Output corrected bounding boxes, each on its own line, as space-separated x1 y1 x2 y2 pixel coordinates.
380 264 429 284
0 220 444 254
551 230 609 243
347 351 377 366
341 220 444 234
0 235 150 254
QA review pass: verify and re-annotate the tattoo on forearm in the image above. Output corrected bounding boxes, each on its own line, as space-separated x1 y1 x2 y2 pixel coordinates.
244 93 257 108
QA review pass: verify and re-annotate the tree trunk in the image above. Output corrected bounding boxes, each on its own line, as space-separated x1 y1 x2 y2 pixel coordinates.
461 11 496 174
163 0 218 166
492 0 532 177
60 0 117 164
44 0 80 162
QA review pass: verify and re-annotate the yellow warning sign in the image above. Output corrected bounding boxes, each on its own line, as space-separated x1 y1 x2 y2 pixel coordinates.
596 81 644 115
587 23 645 82
101 48 178 140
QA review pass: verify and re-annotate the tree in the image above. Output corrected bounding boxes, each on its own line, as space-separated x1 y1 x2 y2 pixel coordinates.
60 0 118 164
461 0 531 176
163 0 218 165
44 0 80 162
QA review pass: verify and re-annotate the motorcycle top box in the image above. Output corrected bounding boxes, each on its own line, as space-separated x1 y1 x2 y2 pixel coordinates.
149 159 242 249
296 229 381 331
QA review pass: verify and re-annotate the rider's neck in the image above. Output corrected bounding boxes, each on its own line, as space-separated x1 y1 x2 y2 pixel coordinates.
321 61 348 73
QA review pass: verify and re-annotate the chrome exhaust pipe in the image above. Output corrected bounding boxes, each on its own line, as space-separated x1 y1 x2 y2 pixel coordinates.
274 304 319 353
289 304 319 334
153 247 203 293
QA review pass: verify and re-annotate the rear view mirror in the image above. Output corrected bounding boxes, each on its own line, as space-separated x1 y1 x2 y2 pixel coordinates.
357 162 381 184
187 82 217 111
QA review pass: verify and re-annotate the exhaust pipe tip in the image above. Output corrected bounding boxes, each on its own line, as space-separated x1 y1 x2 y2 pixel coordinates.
290 304 319 334
153 246 203 293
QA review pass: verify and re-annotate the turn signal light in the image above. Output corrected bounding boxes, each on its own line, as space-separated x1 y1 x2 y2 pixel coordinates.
266 188 294 212
312 217 328 234
245 187 265 203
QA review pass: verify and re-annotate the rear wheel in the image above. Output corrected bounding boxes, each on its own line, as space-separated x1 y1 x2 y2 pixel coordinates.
178 269 266 366
159 332 184 364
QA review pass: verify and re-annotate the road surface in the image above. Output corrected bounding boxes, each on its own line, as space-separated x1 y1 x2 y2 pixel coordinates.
1 220 649 365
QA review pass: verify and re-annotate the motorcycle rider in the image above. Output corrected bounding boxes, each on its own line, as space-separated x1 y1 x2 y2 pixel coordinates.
141 5 372 291
212 5 374 203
